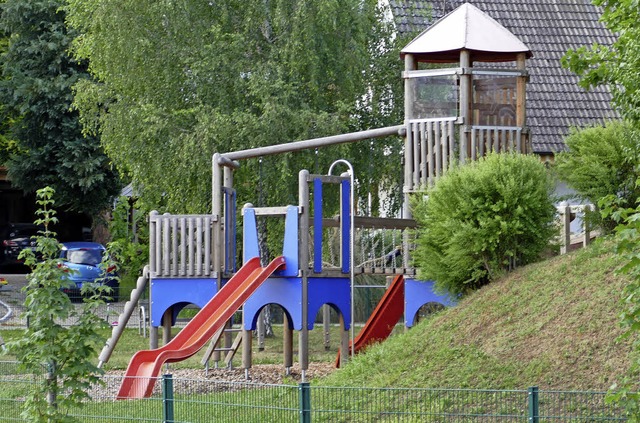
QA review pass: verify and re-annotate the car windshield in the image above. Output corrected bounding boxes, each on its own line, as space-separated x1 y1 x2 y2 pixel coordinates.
66 249 103 266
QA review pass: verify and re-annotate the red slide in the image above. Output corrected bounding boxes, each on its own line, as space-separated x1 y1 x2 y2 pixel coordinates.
335 275 405 368
116 256 286 399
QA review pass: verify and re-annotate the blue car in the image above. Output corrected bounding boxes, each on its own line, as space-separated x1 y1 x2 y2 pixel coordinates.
59 242 119 301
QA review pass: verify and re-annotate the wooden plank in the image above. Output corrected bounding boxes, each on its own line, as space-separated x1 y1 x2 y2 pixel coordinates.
448 121 455 170
412 122 420 188
204 216 211 276
405 123 414 192
441 121 448 172
196 218 203 276
162 218 170 276
435 121 442 178
427 121 434 185
224 331 243 366
187 218 194 277
471 127 477 160
171 217 178 277
179 218 186 276
419 121 427 186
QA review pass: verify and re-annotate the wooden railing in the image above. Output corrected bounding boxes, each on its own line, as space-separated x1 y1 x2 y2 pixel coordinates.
405 120 528 192
149 211 217 278
467 125 525 159
405 118 457 190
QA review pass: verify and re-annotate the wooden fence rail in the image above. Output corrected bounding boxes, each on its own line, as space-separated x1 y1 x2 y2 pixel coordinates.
149 211 217 278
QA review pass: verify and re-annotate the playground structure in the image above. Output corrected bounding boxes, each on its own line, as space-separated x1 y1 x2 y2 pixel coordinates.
110 4 537 399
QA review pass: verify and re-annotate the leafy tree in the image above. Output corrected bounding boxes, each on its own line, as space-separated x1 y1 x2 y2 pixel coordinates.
411 153 557 297
555 121 640 231
562 0 640 123
0 0 120 217
64 0 407 215
3 187 109 422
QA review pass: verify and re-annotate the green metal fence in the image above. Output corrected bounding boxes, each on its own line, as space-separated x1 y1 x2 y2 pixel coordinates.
0 361 626 422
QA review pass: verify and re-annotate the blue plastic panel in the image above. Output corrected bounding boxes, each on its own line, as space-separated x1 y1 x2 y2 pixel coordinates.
244 277 303 330
150 278 218 327
307 277 351 330
404 278 455 327
242 208 260 262
276 205 299 277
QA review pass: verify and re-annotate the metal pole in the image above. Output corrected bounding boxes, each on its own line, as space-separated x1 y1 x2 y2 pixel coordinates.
328 160 355 358
163 374 174 423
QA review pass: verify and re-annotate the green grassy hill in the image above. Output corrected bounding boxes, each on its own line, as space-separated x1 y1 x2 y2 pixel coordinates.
322 240 635 391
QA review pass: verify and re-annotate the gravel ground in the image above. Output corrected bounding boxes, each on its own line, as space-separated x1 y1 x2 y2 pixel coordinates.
93 363 336 399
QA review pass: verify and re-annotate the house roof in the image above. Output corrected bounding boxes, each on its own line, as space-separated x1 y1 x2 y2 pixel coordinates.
390 0 619 154
401 3 532 63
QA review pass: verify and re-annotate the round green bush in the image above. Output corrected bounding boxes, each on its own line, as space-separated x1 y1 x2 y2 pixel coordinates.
555 120 640 231
411 153 557 297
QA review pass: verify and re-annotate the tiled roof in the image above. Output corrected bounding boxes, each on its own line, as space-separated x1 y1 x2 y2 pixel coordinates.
389 0 619 154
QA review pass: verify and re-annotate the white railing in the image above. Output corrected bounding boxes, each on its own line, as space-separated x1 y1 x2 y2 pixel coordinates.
557 203 595 255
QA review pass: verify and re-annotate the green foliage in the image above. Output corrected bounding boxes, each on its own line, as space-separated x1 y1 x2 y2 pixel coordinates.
0 0 120 216
64 0 406 215
562 0 640 122
107 197 149 297
411 153 557 297
2 187 108 422
600 193 640 421
555 121 640 231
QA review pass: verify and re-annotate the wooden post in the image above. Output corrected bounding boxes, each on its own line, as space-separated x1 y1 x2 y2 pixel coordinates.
560 204 571 255
459 49 472 163
583 204 592 247
242 327 252 373
162 307 172 345
323 304 331 351
150 325 158 349
403 53 416 220
257 309 265 351
339 313 349 367
283 314 293 372
516 52 528 153
298 170 310 378
212 154 223 280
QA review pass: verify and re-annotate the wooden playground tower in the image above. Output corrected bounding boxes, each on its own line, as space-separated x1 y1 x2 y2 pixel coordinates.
107 4 534 396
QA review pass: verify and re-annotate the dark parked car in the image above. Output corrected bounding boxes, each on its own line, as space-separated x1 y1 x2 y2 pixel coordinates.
59 242 119 301
0 223 41 265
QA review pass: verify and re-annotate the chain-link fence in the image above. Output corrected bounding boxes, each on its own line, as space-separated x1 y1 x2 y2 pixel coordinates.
0 361 626 422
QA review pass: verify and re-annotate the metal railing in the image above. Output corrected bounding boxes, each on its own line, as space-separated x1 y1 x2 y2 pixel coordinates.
0 362 625 422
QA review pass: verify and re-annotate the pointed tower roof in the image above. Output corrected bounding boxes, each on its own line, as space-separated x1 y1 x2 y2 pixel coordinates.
401 3 532 63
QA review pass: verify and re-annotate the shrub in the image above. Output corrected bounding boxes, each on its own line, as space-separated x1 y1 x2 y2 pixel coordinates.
4 187 108 422
108 196 150 300
411 153 557 297
555 120 640 231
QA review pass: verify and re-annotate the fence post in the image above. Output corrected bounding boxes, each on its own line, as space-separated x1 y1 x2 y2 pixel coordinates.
528 386 539 423
299 382 311 423
163 374 174 423
560 203 571 254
